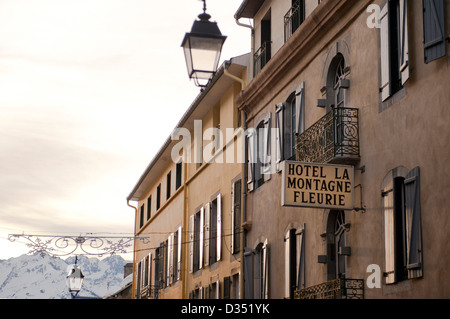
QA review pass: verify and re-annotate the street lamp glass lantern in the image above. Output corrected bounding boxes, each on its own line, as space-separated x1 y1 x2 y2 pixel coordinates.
66 264 85 294
181 9 227 87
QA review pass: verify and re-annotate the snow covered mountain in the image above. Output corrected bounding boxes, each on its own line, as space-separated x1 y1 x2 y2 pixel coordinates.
0 253 131 299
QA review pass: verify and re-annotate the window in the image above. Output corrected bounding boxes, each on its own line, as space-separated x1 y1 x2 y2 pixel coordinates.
284 0 305 42
139 204 144 228
166 171 171 200
189 196 222 273
176 161 182 190
254 10 271 76
276 83 305 165
380 0 410 102
156 184 161 210
284 226 305 299
189 209 202 273
231 179 242 254
155 243 164 291
147 196 151 220
423 0 446 63
248 114 272 192
382 167 423 284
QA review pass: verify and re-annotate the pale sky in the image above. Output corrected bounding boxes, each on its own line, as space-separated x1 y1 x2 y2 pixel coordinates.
0 0 250 259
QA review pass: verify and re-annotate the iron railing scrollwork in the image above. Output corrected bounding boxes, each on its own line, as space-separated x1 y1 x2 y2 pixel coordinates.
8 233 149 258
296 107 360 164
294 278 364 299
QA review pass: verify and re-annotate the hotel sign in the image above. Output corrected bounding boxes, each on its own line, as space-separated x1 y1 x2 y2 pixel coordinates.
282 161 354 210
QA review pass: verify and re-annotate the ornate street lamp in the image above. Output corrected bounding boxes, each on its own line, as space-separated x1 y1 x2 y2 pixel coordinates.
181 0 227 87
66 257 85 298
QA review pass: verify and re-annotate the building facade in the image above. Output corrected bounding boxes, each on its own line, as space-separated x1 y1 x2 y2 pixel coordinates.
128 0 449 299
128 55 249 299
236 0 450 299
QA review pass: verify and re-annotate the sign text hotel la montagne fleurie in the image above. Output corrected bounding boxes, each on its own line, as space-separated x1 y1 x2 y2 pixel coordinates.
281 161 354 210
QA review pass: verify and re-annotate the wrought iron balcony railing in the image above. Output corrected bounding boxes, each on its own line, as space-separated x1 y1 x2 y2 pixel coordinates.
296 107 360 164
254 41 271 76
284 0 305 42
294 278 365 299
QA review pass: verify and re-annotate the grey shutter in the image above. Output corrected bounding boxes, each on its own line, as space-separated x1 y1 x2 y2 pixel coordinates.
295 82 305 135
399 0 410 85
177 226 182 281
231 182 236 254
189 214 194 273
275 103 284 170
263 115 272 181
148 252 152 288
204 203 210 267
404 167 423 279
423 0 446 63
247 129 256 192
380 4 391 101
199 206 204 269
296 226 305 290
217 194 222 261
244 248 254 298
168 233 174 285
382 179 396 284
223 276 231 299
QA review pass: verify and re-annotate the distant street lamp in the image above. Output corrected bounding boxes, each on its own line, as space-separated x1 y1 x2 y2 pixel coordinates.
181 0 227 87
66 256 85 299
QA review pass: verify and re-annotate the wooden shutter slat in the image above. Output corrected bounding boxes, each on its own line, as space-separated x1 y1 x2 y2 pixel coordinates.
423 0 446 63
404 167 423 279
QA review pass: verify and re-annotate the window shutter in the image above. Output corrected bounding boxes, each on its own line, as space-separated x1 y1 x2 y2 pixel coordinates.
217 194 222 262
247 130 256 192
295 82 305 135
148 252 152 288
204 203 210 267
224 276 231 299
199 206 204 269
275 103 284 170
262 239 269 299
263 115 272 181
296 227 305 290
231 182 235 254
399 0 410 85
243 248 254 298
168 233 174 285
382 180 396 284
189 215 194 273
284 231 291 299
423 0 446 63
177 226 182 281
216 280 220 299
404 167 423 279
380 4 391 102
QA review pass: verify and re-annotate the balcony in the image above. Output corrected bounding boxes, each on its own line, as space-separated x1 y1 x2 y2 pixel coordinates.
296 107 360 165
284 0 305 43
254 41 271 76
294 278 365 299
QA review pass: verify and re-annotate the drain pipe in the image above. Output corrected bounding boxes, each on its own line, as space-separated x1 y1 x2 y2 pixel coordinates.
235 16 254 81
234 14 253 301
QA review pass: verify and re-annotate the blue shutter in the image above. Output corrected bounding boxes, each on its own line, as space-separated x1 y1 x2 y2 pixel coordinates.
404 167 423 279
423 0 446 63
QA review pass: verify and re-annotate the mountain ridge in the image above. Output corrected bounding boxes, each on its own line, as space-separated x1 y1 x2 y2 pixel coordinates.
0 253 131 299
